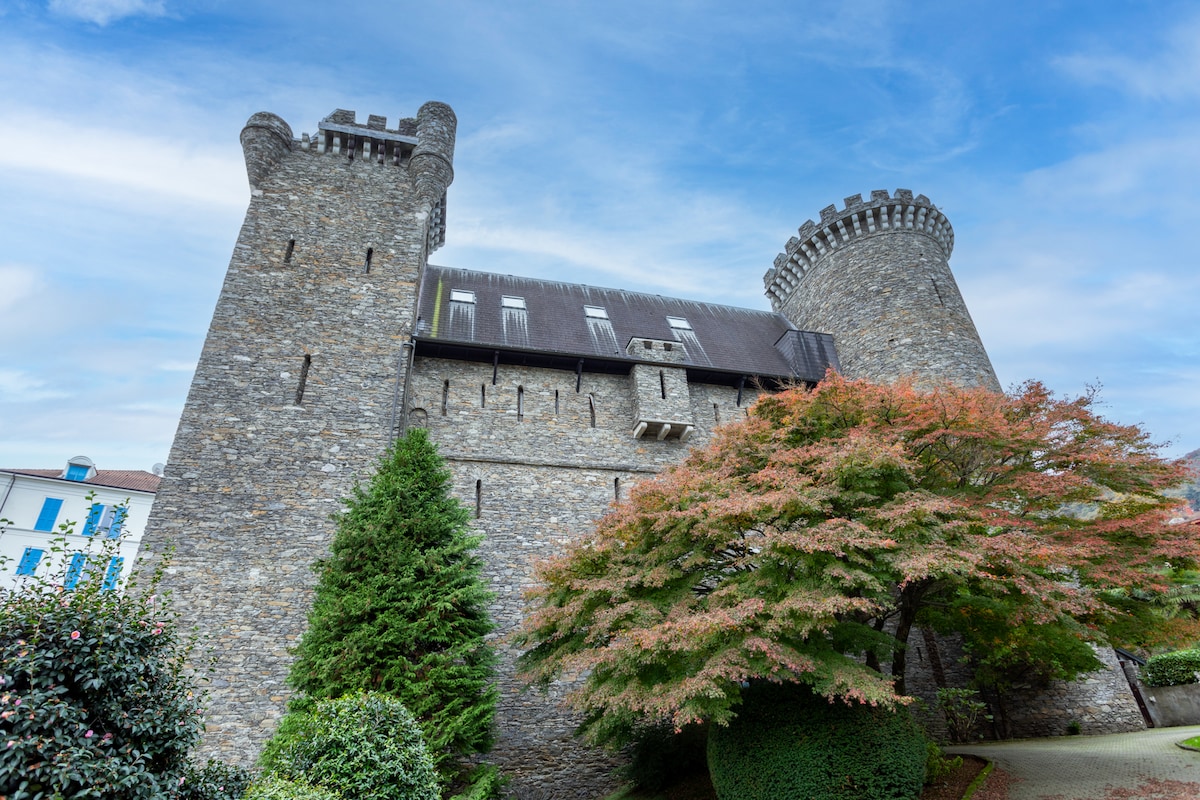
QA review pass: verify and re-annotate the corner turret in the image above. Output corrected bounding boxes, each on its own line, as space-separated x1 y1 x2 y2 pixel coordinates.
239 112 293 191
765 190 999 391
411 102 457 251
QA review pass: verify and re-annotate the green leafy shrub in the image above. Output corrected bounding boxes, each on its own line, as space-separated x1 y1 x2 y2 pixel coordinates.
1142 648 1200 686
447 764 505 800
923 742 962 784
935 687 990 743
0 538 207 799
707 682 927 800
245 775 343 800
175 759 254 800
261 692 438 800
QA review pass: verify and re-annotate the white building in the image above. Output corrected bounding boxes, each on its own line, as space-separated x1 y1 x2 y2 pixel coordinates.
0 456 160 592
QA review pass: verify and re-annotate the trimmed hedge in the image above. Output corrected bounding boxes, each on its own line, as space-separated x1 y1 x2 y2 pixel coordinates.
707 682 926 800
1142 649 1200 686
261 693 438 800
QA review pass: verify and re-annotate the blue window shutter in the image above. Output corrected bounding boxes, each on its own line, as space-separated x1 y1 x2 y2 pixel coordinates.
34 498 64 532
65 464 89 481
64 554 87 590
102 556 124 592
82 504 104 537
16 548 44 576
108 507 128 539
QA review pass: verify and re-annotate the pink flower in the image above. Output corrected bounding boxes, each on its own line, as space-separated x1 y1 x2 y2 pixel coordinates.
85 730 93 738
70 631 80 640
6 741 13 748
152 627 163 635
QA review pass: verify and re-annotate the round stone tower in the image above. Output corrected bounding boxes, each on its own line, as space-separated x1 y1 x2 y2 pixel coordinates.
764 189 1000 391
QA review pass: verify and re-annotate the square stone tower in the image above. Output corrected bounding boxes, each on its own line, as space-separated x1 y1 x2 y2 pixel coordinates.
143 103 456 754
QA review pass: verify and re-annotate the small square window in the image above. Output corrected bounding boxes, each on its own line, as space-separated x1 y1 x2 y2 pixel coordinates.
34 498 64 532
450 289 475 304
584 305 609 320
64 554 88 590
666 316 692 330
16 547 43 577
501 296 526 310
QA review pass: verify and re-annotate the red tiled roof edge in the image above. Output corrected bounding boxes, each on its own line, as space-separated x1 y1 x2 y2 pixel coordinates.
1 469 161 493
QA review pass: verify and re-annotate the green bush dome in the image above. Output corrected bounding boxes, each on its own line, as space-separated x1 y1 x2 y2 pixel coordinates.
0 534 209 800
1142 648 1200 686
260 693 439 800
707 682 927 800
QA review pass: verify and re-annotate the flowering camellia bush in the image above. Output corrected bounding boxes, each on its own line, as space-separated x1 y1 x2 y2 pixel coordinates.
0 535 208 800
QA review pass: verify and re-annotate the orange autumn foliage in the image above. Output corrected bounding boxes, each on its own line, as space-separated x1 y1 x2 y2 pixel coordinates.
517 373 1193 745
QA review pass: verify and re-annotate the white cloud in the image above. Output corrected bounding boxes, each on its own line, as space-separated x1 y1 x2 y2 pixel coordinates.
48 0 165 26
0 370 70 403
0 111 244 208
1055 16 1200 102
0 265 40 314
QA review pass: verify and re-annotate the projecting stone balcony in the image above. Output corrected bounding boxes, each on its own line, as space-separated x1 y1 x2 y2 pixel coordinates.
631 419 695 442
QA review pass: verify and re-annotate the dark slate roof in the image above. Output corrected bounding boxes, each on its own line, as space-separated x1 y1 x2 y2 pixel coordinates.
2 470 161 493
414 266 838 382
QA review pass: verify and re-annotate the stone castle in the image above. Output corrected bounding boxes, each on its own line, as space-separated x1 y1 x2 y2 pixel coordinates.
143 102 1142 798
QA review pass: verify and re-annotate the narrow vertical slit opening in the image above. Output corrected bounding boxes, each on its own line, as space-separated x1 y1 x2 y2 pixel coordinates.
441 380 449 416
659 370 667 399
930 276 945 306
294 354 312 405
475 480 482 519
713 403 720 423
284 239 295 263
364 247 373 273
614 477 621 503
554 390 560 415
517 386 524 421
480 384 486 408
588 393 596 428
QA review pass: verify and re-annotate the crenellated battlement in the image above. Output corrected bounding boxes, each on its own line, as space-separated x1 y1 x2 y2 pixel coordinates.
239 104 456 252
300 109 420 165
763 189 954 309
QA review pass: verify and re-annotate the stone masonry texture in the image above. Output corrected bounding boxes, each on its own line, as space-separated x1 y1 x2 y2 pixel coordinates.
142 103 1141 800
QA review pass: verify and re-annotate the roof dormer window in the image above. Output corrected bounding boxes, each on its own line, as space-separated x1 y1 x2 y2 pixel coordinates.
584 305 609 320
450 289 475 304
666 316 692 331
501 296 526 310
63 456 95 482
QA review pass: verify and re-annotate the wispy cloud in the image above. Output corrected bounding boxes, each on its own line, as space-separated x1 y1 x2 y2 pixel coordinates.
0 265 40 314
48 0 165 26
1054 15 1200 102
0 370 70 403
0 111 244 207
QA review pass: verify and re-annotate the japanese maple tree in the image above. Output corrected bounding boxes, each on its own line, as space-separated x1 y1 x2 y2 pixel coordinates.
518 373 1192 744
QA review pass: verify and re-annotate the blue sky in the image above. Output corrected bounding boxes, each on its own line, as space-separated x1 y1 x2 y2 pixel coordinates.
1 0 1198 470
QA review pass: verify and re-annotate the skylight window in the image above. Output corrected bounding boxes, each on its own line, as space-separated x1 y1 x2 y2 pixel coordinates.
501 296 526 310
584 305 609 320
666 316 692 330
450 289 475 304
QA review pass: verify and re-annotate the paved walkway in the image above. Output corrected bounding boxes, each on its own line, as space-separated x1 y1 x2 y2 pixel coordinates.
948 726 1200 799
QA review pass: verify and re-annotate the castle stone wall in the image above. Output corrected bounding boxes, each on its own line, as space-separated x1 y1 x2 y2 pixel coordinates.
408 356 759 796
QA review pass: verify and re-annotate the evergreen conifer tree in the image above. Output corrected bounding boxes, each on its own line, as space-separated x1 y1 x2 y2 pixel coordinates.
287 428 497 778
